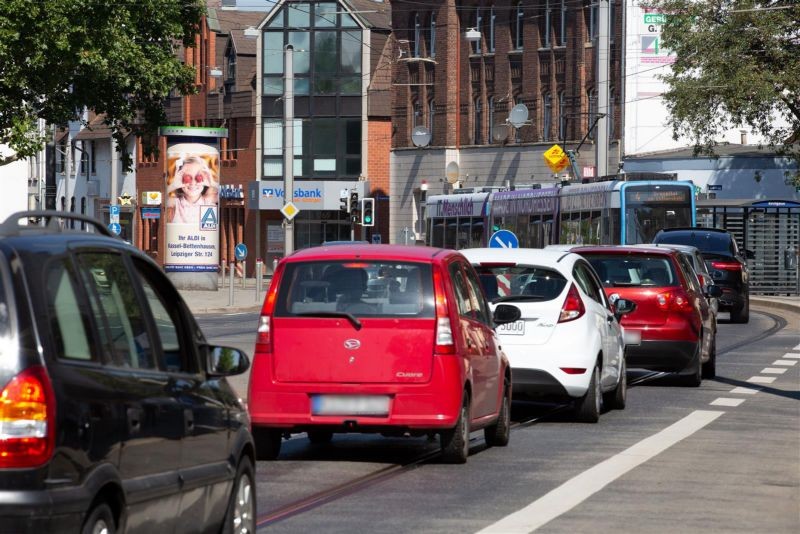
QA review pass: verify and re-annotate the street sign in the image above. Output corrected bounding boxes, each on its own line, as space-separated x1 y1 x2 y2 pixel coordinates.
234 243 248 261
489 230 519 249
109 205 120 216
108 222 122 235
280 201 299 221
109 213 120 224
543 144 569 173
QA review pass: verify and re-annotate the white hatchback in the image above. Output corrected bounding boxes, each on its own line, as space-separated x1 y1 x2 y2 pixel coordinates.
461 248 635 422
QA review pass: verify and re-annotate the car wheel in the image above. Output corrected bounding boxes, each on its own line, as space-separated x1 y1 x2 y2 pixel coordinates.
730 296 750 323
222 457 256 534
682 344 703 387
702 336 717 379
440 392 470 464
253 427 282 461
307 430 334 444
484 379 511 447
575 364 601 423
604 357 627 410
82 503 115 534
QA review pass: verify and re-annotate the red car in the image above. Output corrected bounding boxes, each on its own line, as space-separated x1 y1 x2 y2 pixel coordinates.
568 246 720 386
248 245 520 463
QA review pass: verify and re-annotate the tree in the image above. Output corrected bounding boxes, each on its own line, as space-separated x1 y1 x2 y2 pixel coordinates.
0 0 205 169
645 1 800 175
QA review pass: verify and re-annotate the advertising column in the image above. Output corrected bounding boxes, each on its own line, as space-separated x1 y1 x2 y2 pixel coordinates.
160 126 227 290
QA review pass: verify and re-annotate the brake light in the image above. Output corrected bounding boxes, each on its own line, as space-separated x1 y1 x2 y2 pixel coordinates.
560 367 587 375
0 366 55 468
711 261 742 271
656 290 693 312
433 267 455 354
558 283 585 323
256 266 282 355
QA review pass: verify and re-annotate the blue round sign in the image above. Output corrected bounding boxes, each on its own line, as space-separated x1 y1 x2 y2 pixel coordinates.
234 243 248 261
108 222 122 235
489 230 519 249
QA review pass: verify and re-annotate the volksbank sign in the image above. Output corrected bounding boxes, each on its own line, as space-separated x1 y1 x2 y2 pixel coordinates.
248 180 369 211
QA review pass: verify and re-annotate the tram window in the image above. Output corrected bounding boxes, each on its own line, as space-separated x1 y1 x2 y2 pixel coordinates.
431 221 444 247
445 220 457 249
469 218 484 247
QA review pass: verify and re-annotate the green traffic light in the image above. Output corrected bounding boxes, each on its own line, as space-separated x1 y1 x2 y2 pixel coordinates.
364 215 372 223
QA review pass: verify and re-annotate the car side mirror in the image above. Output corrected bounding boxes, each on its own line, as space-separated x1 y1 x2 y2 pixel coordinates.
705 284 723 298
207 346 250 377
614 298 636 321
745 249 755 259
493 304 521 326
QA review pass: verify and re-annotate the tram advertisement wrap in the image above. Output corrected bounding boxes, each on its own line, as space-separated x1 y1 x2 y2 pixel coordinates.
161 127 226 273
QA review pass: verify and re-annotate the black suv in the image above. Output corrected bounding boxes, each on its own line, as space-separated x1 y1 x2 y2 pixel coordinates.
0 212 256 533
653 227 752 323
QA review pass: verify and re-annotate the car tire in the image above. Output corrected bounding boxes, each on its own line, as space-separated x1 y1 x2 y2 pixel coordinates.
604 357 627 410
575 364 601 423
484 379 511 447
253 427 282 461
222 457 256 534
702 337 717 379
82 503 115 534
440 392 470 464
307 430 334 444
730 297 750 324
682 344 703 387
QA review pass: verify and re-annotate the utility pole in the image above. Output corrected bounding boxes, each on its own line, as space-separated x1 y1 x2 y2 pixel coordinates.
596 0 610 178
283 44 294 255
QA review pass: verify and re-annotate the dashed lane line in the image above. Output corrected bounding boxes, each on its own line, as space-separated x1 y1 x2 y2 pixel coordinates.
772 359 797 366
794 344 800 350
761 367 788 375
710 398 745 407
748 376 777 384
730 387 761 395
782 353 800 359
475 410 725 534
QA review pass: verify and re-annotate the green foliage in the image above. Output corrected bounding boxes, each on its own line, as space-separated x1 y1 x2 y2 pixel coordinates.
0 0 205 169
644 1 800 163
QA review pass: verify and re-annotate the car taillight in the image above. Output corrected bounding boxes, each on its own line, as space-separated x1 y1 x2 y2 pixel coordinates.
560 367 587 375
0 366 55 469
711 261 742 271
433 267 455 354
256 267 282 355
558 283 585 323
656 290 693 312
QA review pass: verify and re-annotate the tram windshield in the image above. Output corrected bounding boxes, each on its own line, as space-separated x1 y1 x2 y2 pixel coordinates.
623 185 693 244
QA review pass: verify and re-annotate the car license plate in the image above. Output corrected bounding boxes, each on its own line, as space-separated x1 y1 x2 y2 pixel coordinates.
623 329 641 346
311 395 390 416
497 320 525 335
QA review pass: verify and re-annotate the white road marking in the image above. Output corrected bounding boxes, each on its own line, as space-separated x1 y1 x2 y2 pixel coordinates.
475 410 724 534
748 376 776 384
783 353 800 359
730 387 760 395
493 236 510 248
761 367 788 375
772 359 797 366
710 398 745 407
794 344 800 350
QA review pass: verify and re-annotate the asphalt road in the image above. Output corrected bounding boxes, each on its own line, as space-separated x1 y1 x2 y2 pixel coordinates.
196 306 800 533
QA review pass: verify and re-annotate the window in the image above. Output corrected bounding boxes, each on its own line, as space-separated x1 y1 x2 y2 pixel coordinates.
558 91 566 141
473 7 483 54
46 259 94 361
414 13 421 58
474 97 483 144
514 3 524 50
449 263 473 318
587 88 597 140
610 0 616 43
588 1 598 41
90 140 96 174
488 97 496 143
560 0 567 46
543 93 552 140
489 6 496 53
574 262 604 304
430 13 436 58
412 99 421 128
463 266 491 325
544 0 552 48
514 97 523 142
428 99 435 135
225 44 237 87
80 143 88 176
609 87 615 139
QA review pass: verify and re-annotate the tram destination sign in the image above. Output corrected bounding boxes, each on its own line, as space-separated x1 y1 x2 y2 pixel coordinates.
626 188 690 203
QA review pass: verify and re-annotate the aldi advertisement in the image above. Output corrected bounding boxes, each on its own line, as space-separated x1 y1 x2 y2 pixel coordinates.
161 126 227 273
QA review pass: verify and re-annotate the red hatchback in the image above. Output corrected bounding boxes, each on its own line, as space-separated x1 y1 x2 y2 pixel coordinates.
569 246 719 386
248 245 520 463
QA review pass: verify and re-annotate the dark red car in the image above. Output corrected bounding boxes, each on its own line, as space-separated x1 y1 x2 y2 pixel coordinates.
248 245 520 463
568 246 720 386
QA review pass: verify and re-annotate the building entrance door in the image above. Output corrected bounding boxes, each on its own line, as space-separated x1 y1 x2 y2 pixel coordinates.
294 211 353 249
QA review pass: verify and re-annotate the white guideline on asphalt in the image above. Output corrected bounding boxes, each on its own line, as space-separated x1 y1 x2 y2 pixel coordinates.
761 367 788 374
772 359 797 366
748 376 777 384
475 410 724 534
730 387 760 395
710 398 745 407
784 352 800 358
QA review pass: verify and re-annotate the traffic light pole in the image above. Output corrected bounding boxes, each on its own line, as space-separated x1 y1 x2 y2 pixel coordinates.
283 45 295 255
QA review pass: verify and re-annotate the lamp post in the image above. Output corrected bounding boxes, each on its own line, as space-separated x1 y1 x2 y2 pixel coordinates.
283 44 294 255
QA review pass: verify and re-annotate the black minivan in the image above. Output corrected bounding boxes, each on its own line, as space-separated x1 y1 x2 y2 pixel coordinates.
0 212 255 533
654 226 752 323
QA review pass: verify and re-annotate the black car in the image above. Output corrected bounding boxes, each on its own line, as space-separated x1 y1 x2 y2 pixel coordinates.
653 227 752 323
0 212 256 534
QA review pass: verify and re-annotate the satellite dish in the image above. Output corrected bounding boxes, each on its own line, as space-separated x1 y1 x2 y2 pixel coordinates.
411 126 432 148
445 161 460 184
493 124 509 143
508 104 530 129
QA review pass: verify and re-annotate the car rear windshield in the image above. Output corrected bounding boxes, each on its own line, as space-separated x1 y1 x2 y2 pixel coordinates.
473 265 567 303
583 254 678 288
655 231 734 256
275 261 435 318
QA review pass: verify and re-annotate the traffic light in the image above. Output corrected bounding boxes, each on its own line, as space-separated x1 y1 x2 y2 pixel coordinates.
349 190 360 223
361 198 375 227
340 195 349 213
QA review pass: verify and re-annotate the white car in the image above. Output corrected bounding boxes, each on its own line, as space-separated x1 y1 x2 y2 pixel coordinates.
461 248 635 422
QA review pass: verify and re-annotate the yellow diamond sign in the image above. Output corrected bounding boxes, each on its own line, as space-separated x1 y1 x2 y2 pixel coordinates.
280 201 299 221
543 144 569 173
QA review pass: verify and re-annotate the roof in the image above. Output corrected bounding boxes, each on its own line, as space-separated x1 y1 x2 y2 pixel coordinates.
214 9 265 56
287 244 451 262
74 114 113 141
627 143 799 160
368 34 392 116
342 0 390 29
567 245 678 256
459 248 580 271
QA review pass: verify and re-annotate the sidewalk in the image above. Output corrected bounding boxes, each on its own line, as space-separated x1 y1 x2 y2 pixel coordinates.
179 276 270 314
750 295 800 316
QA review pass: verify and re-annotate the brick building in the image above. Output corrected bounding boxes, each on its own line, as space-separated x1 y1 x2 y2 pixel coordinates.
390 0 623 243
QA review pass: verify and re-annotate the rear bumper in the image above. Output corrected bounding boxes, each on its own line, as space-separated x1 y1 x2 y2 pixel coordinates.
625 340 697 372
718 287 747 311
0 489 84 534
511 369 571 399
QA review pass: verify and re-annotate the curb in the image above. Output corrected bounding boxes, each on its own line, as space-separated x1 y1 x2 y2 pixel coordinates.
750 297 800 315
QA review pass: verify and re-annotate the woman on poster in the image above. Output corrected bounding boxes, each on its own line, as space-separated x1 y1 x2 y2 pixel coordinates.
166 155 219 224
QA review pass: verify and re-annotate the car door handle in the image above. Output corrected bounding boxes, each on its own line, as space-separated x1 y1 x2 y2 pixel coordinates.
184 409 194 434
126 407 142 435
607 315 614 323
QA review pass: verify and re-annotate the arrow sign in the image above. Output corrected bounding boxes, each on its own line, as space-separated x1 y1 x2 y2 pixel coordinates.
234 243 248 261
489 230 519 249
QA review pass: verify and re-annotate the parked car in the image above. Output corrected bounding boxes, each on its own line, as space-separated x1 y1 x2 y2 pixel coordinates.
631 243 720 316
248 244 521 464
0 211 256 534
563 245 721 384
653 227 752 323
461 248 635 422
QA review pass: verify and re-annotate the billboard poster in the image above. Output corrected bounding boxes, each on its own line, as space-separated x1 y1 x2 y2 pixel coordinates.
160 127 227 283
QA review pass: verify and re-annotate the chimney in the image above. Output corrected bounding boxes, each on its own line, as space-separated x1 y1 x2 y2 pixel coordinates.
740 130 748 145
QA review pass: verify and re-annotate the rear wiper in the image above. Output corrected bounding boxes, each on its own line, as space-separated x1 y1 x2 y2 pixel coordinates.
610 281 639 287
493 295 547 303
295 311 362 330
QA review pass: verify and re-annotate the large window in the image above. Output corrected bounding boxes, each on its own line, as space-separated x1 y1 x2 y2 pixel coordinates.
488 6 496 53
587 88 597 139
513 3 524 50
558 91 566 141
474 97 483 144
543 0 552 48
473 7 483 54
543 93 552 141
